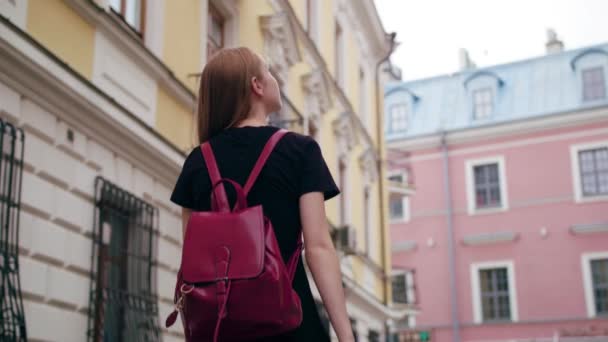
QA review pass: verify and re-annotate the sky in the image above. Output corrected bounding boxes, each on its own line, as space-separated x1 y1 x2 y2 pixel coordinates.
374 0 608 81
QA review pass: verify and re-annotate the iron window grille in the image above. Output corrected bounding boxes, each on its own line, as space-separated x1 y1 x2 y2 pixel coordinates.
87 177 160 342
0 120 27 341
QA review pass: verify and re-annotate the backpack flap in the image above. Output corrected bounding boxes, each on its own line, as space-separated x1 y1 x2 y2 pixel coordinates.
180 205 266 283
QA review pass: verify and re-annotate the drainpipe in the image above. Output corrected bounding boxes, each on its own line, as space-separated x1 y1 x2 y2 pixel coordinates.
441 131 461 342
375 32 397 342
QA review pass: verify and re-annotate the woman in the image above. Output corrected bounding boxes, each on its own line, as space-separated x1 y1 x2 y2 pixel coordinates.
170 47 354 341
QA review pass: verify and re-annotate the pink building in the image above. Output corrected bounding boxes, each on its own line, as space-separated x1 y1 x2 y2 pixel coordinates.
385 39 608 341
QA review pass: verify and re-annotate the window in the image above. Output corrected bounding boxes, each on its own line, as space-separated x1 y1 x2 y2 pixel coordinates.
465 156 508 215
474 164 501 208
390 196 409 222
368 330 380 342
472 87 493 119
334 21 344 88
582 252 608 317
480 268 511 321
207 3 225 59
471 261 518 323
591 258 608 315
388 171 409 185
571 141 608 202
389 103 408 132
109 0 146 36
88 177 160 341
392 270 415 304
579 147 608 197
582 67 606 101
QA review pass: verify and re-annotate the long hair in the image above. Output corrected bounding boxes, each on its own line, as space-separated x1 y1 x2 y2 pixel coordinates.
197 47 263 143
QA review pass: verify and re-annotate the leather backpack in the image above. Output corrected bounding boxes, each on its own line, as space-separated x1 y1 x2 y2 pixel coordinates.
165 129 303 341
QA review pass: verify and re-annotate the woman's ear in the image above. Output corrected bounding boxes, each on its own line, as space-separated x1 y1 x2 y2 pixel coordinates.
251 76 264 97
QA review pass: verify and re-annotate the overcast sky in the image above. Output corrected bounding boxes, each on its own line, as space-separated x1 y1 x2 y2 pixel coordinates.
374 0 608 81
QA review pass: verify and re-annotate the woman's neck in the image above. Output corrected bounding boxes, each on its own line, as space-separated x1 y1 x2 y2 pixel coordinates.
236 107 268 127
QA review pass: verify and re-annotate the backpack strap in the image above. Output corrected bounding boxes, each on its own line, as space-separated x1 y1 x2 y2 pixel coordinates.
243 129 288 195
201 142 230 212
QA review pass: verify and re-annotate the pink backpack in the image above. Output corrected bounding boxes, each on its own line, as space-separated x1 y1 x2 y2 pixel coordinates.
165 129 303 341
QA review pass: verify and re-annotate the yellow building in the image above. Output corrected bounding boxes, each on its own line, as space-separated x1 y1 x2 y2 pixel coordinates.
0 0 414 341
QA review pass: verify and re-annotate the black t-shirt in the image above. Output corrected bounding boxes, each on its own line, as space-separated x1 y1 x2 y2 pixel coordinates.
170 125 339 341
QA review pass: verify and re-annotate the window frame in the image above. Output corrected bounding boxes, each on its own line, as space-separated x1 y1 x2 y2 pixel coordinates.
472 87 494 120
470 260 518 324
582 66 606 102
582 251 608 318
389 195 410 223
88 177 160 341
391 269 416 305
109 0 147 38
465 156 509 215
207 2 225 60
570 140 608 203
389 103 409 132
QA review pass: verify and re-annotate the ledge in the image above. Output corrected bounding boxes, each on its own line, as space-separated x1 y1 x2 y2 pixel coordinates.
462 231 518 246
571 222 608 235
392 241 417 252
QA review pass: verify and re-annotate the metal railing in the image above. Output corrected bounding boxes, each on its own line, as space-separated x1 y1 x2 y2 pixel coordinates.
0 119 26 341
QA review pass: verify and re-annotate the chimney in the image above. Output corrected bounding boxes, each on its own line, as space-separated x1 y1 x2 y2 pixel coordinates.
545 28 564 54
459 48 476 71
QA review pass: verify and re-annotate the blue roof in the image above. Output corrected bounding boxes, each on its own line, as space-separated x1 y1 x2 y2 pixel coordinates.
384 42 608 141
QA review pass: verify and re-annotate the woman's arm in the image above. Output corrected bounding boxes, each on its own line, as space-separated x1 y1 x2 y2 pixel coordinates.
300 192 354 342
181 207 192 238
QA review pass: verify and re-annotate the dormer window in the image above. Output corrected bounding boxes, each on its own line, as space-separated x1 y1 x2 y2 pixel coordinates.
473 87 493 119
582 66 606 101
389 103 408 132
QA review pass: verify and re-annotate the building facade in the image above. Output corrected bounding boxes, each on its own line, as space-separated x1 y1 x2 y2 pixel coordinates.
0 0 412 341
386 39 608 341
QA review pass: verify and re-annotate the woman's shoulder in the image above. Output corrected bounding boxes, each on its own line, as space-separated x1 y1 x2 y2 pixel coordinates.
279 129 319 153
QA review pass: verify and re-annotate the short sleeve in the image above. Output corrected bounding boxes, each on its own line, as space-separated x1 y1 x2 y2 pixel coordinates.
298 138 340 200
170 148 201 209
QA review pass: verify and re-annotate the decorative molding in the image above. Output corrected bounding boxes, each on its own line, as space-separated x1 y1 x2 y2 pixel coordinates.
272 0 382 160
571 222 608 235
463 70 505 88
387 104 608 152
259 12 301 85
359 147 378 183
0 0 27 30
63 0 196 109
333 112 359 158
0 17 185 187
302 69 332 136
570 48 608 70
462 231 518 246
